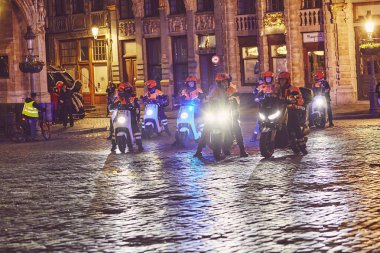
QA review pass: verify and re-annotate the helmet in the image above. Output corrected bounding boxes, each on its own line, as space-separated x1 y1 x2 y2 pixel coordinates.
118 82 133 93
186 75 197 83
186 75 197 89
215 73 229 82
263 71 274 78
56 81 63 89
278 72 291 84
314 70 325 80
146 80 157 89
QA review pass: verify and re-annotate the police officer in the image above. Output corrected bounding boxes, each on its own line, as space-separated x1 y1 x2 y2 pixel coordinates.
194 73 248 158
22 92 45 141
313 71 334 127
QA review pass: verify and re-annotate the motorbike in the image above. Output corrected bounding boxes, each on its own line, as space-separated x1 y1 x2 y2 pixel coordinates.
310 94 327 128
203 102 234 160
258 95 309 158
175 100 203 147
142 95 169 138
111 104 137 153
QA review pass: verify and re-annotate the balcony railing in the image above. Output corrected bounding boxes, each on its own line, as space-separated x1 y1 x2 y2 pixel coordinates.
119 19 136 37
195 13 215 32
236 14 258 33
54 16 68 32
300 8 323 32
91 11 106 27
71 14 87 30
143 18 161 35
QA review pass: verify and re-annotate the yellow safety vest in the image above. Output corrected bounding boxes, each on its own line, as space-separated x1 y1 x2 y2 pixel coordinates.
22 101 39 118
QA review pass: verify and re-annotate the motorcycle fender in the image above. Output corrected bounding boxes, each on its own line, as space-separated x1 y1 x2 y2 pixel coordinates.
270 130 277 142
179 127 189 133
116 131 127 137
145 122 153 127
261 127 271 133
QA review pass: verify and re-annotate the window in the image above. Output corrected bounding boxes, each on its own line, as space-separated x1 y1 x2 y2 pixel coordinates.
120 0 134 19
170 0 186 15
302 0 322 9
144 0 159 17
60 41 77 64
266 0 284 12
238 0 256 15
79 40 89 61
73 0 84 14
146 38 162 85
241 47 259 85
93 40 107 61
172 36 188 95
197 0 214 12
55 0 66 16
0 55 9 78
91 0 104 12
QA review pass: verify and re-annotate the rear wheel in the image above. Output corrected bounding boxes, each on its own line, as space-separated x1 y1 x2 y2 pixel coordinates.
260 132 275 158
11 125 26 143
179 131 189 147
314 113 326 129
117 135 127 153
40 122 51 140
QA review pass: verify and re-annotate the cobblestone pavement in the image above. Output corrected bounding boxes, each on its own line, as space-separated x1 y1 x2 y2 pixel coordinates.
1 119 380 252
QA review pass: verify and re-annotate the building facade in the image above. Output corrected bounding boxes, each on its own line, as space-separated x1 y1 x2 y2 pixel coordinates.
45 0 380 107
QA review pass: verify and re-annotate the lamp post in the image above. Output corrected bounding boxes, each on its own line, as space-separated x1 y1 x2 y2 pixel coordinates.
365 19 378 111
24 26 36 94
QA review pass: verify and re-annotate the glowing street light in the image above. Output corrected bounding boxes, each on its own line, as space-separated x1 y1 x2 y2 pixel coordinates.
365 20 375 41
91 26 99 40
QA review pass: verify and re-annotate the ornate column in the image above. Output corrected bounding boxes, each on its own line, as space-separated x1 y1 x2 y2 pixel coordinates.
107 4 121 83
132 0 145 97
224 0 239 84
214 0 227 73
184 0 198 77
257 0 270 73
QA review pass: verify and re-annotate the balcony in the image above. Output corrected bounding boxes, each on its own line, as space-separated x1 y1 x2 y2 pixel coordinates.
54 16 68 32
91 11 107 28
299 8 323 32
143 18 160 36
195 13 215 32
119 19 136 38
236 14 258 35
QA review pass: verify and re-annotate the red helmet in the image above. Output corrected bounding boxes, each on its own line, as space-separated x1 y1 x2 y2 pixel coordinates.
215 73 229 82
263 71 274 78
314 70 325 80
278 72 291 84
146 80 157 89
186 75 197 83
118 82 132 92
56 81 63 89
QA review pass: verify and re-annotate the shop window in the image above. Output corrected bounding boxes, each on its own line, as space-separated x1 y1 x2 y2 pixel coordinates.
144 0 160 17
266 0 284 12
241 47 260 85
73 0 84 14
197 0 214 12
60 41 77 64
0 55 9 79
170 0 186 15
91 0 104 12
302 0 322 9
238 0 256 15
55 0 66 16
94 65 108 94
172 36 188 94
120 0 134 19
93 40 107 61
146 38 162 85
270 44 287 74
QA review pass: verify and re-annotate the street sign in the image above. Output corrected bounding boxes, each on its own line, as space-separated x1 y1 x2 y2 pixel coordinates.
211 55 220 65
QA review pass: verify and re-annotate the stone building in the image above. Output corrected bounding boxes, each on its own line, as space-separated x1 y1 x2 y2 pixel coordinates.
0 0 48 110
45 0 380 106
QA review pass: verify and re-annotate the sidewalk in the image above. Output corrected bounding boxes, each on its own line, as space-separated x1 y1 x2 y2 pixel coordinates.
52 102 380 136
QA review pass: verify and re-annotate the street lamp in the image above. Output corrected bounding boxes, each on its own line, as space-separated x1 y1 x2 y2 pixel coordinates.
365 19 378 111
91 26 99 40
24 26 36 54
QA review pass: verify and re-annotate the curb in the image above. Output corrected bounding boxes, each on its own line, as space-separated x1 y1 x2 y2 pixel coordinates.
52 127 108 136
334 114 380 120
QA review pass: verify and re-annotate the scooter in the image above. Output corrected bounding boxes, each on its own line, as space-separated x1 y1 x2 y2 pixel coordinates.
175 100 203 147
310 94 327 128
112 104 138 153
142 96 169 138
203 103 234 160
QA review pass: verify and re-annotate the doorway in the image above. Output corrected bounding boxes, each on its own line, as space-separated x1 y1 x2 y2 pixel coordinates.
303 42 325 88
123 57 137 87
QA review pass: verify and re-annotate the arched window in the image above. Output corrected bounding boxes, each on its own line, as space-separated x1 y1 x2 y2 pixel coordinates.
170 0 186 15
197 0 214 12
144 0 160 17
266 0 284 12
120 0 134 19
238 0 256 15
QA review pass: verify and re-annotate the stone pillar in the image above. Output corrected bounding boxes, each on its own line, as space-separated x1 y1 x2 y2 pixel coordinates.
132 0 145 98
107 5 121 83
184 1 197 77
225 0 239 85
325 2 357 105
159 4 173 108
214 0 227 73
285 0 305 86
257 0 270 73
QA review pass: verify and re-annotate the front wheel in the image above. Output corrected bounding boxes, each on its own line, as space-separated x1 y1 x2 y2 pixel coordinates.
178 131 189 147
40 122 51 140
117 135 127 153
211 134 223 160
314 113 326 129
260 132 275 158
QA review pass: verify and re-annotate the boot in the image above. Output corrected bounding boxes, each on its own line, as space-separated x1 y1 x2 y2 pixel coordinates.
193 146 203 158
329 122 334 127
136 139 144 152
107 134 112 140
165 125 172 136
111 139 117 152
250 132 258 142
239 144 249 157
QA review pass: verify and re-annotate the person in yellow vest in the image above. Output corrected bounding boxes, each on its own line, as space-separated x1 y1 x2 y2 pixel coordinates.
22 92 45 141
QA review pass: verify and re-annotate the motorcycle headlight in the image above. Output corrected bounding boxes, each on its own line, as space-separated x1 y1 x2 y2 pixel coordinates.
316 98 324 107
259 113 266 121
189 106 194 111
146 109 154 116
205 112 215 122
268 110 281 121
217 110 230 122
117 116 126 124
180 112 189 119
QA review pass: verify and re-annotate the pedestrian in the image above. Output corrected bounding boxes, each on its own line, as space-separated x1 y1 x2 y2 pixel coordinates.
21 92 45 141
313 71 334 127
59 82 74 128
376 82 380 107
106 82 116 117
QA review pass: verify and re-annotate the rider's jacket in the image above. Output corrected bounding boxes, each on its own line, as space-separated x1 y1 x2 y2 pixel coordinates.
22 98 43 118
181 88 204 101
144 89 164 101
277 84 305 110
313 80 331 100
113 91 140 109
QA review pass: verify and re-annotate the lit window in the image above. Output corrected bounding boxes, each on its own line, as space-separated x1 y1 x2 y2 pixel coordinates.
93 40 107 61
